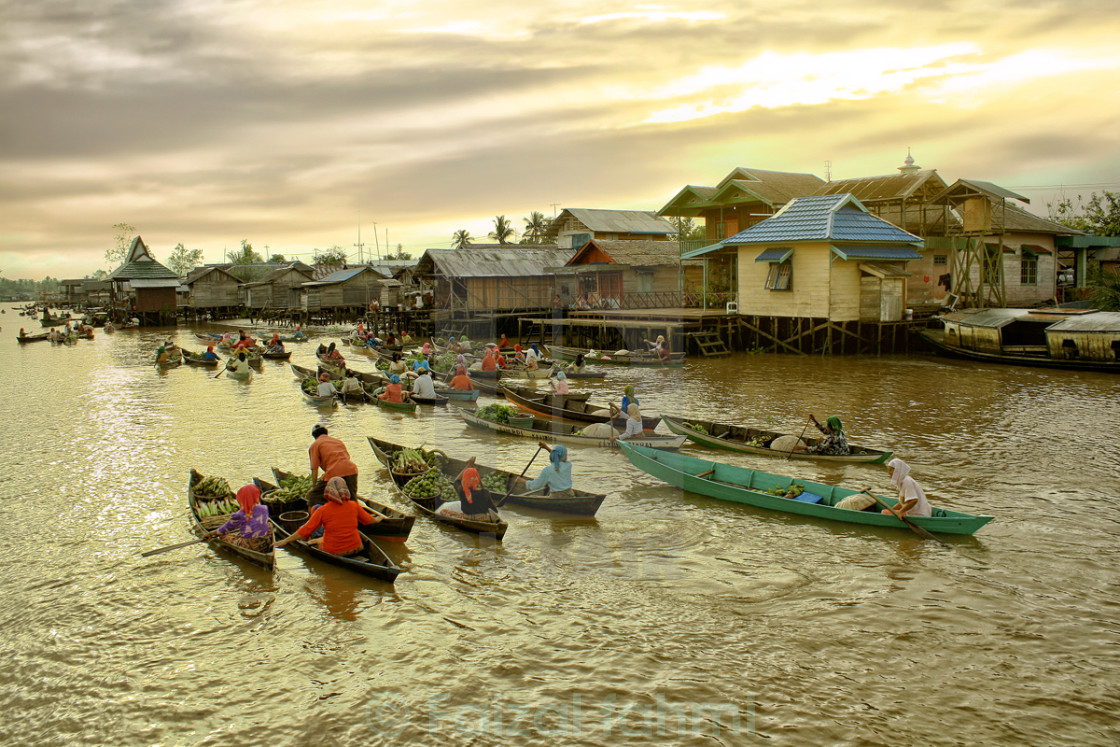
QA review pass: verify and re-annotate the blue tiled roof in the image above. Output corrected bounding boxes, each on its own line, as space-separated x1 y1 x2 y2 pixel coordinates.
722 194 922 246
830 245 923 260
754 247 794 263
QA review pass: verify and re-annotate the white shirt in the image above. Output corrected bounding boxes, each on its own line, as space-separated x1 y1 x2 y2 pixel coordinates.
317 381 338 397
621 415 643 439
413 373 436 398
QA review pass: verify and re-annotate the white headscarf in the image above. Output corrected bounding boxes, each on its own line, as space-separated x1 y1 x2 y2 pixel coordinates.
887 458 909 487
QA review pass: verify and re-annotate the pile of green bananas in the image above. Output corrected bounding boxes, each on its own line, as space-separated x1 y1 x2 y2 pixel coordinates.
279 473 313 492
392 448 429 473
403 470 458 501
301 378 319 393
197 499 238 518
481 471 508 492
193 475 233 498
685 422 708 434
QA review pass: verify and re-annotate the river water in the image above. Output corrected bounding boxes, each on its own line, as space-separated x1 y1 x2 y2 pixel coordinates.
1 307 1118 746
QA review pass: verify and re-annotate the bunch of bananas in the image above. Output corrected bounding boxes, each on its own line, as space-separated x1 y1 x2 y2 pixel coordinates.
193 475 233 498
403 470 458 502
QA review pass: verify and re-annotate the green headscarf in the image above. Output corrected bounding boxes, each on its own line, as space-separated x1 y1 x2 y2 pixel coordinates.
624 385 635 398
826 416 843 433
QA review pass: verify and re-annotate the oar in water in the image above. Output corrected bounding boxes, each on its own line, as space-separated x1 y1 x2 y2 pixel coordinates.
140 537 208 557
213 367 225 379
495 442 547 508
859 489 949 547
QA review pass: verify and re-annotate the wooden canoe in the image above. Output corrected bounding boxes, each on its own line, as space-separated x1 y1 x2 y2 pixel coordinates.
661 414 893 464
458 406 687 451
618 442 994 536
469 366 552 380
317 354 347 377
547 343 685 367
362 383 418 412
435 385 480 401
224 366 252 381
500 383 662 431
180 348 221 367
302 388 338 407
188 469 274 568
17 332 51 343
156 359 182 370
261 350 292 361
269 513 401 583
268 468 415 543
367 437 514 530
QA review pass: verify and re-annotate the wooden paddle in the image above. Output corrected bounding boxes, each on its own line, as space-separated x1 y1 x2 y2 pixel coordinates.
860 489 948 547
213 367 225 379
784 416 812 461
140 537 208 557
495 443 547 508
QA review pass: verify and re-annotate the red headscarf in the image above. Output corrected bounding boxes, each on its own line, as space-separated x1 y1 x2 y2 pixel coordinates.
514 344 522 352
325 477 351 503
236 484 261 515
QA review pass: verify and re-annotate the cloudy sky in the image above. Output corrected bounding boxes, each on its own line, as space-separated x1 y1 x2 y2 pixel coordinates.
2 0 1119 278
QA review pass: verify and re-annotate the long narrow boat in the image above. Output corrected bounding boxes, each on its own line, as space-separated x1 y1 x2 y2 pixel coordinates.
361 382 419 412
435 385 480 402
269 512 402 583
261 350 293 361
156 358 183 370
268 468 415 543
291 362 330 381
224 365 252 381
500 383 662 431
458 406 687 450
367 437 511 532
618 443 994 536
470 366 552 380
188 469 275 568
16 331 50 343
302 388 338 407
661 414 893 464
465 372 503 396
547 343 686 367
180 347 221 368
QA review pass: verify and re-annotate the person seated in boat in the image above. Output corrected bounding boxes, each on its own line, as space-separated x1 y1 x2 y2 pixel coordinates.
387 352 408 376
384 331 397 347
526 443 574 498
275 477 382 556
411 356 431 373
420 341 432 356
317 372 339 398
339 373 364 397
566 353 586 374
511 343 525 365
202 345 220 362
267 333 285 353
449 365 474 390
378 374 407 403
407 367 438 399
551 369 570 395
458 334 472 352
793 415 850 456
325 342 345 365
155 344 171 364
204 484 271 551
233 331 256 350
882 458 932 518
293 325 308 340
306 424 360 506
399 330 413 345
498 333 510 350
317 342 328 357
525 343 542 370
609 403 644 442
226 351 250 373
446 336 460 354
455 353 468 371
620 384 639 413
441 457 495 517
480 348 497 371
642 335 672 361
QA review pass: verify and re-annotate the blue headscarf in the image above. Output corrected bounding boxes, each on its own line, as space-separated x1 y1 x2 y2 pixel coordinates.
550 444 567 469
448 336 455 342
389 374 401 384
531 343 540 354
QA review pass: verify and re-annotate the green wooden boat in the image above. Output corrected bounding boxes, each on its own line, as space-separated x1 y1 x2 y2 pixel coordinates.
618 442 993 536
367 385 418 413
661 414 892 464
547 343 685 367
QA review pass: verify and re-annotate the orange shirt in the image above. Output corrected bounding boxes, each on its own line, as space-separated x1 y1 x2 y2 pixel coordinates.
379 383 404 403
297 500 373 554
449 374 474 390
480 356 497 371
309 435 359 481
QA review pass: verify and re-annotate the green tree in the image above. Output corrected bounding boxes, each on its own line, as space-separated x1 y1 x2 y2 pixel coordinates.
670 216 706 242
105 222 137 268
1048 191 1120 236
521 211 549 244
226 239 263 265
488 215 516 244
314 245 349 267
268 253 287 263
452 230 472 250
384 244 411 260
167 242 205 276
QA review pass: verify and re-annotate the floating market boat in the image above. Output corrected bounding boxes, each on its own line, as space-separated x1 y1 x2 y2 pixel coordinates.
268 512 401 583
367 437 512 531
181 348 220 368
660 414 893 464
362 383 418 413
16 331 50 343
188 469 274 568
546 343 686 367
618 443 994 536
500 383 662 431
435 384 480 402
267 468 415 543
458 406 687 451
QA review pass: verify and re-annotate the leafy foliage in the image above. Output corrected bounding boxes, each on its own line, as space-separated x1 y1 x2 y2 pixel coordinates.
313 245 349 267
452 229 472 250
226 239 263 265
1048 191 1120 236
268 253 287 263
105 223 137 268
488 215 516 244
384 244 412 260
1087 268 1120 311
167 243 205 276
669 216 706 242
521 211 549 244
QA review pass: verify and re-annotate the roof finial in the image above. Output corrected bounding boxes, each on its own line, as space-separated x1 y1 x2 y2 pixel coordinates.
898 147 920 173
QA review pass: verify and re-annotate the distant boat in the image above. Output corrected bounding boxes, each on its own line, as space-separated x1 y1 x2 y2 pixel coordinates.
919 307 1120 373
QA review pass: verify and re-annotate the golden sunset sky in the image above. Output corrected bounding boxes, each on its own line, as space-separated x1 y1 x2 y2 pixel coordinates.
2 0 1119 278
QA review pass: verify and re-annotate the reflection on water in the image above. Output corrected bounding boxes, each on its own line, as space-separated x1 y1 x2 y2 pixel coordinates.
0 312 1118 745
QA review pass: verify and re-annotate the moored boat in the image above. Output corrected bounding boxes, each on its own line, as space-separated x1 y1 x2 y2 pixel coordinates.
261 350 293 361
188 469 275 568
180 347 221 368
547 343 685 367
500 383 662 431
661 414 893 464
618 443 994 536
458 406 687 451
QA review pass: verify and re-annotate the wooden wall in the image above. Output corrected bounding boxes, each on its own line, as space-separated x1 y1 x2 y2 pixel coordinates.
1046 330 1120 361
186 275 240 308
135 288 178 313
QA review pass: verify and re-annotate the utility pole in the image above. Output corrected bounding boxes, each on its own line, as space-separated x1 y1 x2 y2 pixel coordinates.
354 222 365 265
550 203 560 217
385 228 389 259
372 222 380 261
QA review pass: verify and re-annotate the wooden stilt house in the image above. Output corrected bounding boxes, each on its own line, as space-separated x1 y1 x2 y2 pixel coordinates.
106 237 180 325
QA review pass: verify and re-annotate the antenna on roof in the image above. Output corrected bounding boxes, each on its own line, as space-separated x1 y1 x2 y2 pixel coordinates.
824 160 832 183
354 220 365 264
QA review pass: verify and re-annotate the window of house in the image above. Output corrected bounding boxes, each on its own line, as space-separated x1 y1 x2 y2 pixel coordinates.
933 254 948 266
765 261 792 291
1021 253 1038 285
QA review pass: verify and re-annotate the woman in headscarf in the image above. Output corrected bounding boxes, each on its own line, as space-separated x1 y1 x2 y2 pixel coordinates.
620 384 639 413
155 344 170 364
449 364 474 390
883 458 931 518
205 484 271 551
226 350 250 374
512 343 525 365
526 443 574 498
498 333 510 350
267 333 285 353
325 341 345 365
421 341 432 356
480 347 497 371
387 352 407 375
798 414 850 456
551 369 569 395
446 336 460 354
609 403 644 442
568 353 586 374
317 372 339 397
525 343 542 370
202 345 220 362
452 456 495 516
455 353 468 370
275 477 383 556
293 324 307 340
643 334 670 360
378 373 405 403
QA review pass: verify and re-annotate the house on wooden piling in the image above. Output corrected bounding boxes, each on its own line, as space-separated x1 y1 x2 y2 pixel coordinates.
105 237 180 325
179 265 243 318
415 245 574 312
683 193 924 354
240 262 316 312
300 266 389 317
547 209 677 250
548 239 700 309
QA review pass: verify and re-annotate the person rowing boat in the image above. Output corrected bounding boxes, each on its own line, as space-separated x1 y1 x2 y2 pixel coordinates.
274 477 383 555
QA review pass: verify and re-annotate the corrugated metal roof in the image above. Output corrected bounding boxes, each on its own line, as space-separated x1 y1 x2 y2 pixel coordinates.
754 248 794 263
814 170 946 201
859 263 911 278
107 256 180 281
570 239 683 268
1046 311 1120 332
558 209 675 236
301 267 373 287
421 246 575 278
129 278 180 289
722 194 923 246
831 245 923 260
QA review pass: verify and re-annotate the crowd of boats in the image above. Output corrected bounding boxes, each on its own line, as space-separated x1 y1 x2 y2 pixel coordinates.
17 311 993 582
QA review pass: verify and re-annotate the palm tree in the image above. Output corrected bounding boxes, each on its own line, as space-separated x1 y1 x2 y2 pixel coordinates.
452 230 472 250
522 211 549 244
489 215 516 244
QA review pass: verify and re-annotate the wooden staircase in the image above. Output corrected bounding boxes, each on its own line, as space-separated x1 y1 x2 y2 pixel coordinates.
689 331 730 357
